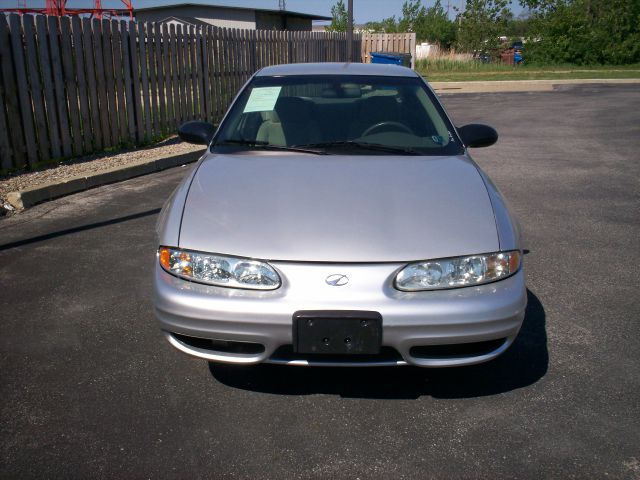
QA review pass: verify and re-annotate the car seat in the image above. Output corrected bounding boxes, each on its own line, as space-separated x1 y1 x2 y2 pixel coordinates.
256 97 322 146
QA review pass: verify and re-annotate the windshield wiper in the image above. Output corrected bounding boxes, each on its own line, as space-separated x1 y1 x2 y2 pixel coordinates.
293 141 422 155
216 139 328 155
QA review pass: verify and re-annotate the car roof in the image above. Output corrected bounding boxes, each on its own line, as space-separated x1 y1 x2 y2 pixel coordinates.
255 62 420 78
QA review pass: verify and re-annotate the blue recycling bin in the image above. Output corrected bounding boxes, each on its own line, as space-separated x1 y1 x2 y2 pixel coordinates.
370 51 412 67
514 50 523 64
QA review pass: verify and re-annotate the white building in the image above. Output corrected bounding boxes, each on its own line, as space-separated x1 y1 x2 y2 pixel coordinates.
134 3 331 31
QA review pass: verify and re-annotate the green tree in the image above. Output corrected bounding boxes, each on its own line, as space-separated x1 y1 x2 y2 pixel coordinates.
456 0 512 54
325 0 354 32
364 1 457 48
504 10 532 39
519 0 640 65
416 0 458 48
398 0 427 32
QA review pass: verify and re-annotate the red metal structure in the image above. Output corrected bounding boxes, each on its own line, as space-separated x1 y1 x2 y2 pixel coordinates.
1 0 134 19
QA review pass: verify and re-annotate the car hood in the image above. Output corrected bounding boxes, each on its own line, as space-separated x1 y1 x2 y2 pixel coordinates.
179 153 499 262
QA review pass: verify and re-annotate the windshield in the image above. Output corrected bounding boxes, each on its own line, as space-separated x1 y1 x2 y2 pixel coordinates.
212 75 463 156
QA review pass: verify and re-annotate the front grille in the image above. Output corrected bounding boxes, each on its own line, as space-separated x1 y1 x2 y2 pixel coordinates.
172 333 265 355
409 338 506 359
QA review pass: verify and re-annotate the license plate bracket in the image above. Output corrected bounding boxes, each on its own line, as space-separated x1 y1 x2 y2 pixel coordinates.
293 310 382 355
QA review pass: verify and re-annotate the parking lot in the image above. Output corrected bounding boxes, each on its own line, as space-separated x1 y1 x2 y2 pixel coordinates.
1 84 639 479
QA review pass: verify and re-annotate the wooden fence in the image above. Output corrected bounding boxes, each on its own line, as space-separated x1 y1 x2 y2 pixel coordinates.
0 13 362 171
361 32 416 68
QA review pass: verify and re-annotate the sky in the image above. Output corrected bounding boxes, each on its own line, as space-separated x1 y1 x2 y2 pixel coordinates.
2 0 524 23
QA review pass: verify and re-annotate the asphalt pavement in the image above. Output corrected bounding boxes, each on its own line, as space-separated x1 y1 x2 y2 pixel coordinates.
1 84 639 479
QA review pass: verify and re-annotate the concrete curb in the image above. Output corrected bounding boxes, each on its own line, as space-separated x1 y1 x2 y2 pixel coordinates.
431 78 640 93
6 150 203 210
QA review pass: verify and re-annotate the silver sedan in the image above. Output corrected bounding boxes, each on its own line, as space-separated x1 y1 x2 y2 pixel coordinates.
153 63 526 367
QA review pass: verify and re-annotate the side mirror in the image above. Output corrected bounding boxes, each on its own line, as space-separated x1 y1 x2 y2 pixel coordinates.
457 124 498 148
178 121 216 145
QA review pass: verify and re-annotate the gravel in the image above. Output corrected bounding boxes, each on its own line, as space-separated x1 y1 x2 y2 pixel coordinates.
0 136 204 211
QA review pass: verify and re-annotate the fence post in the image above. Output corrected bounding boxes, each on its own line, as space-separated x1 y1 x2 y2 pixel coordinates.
249 29 257 73
128 20 143 142
0 17 22 167
172 23 183 126
138 22 152 140
22 14 50 162
180 24 192 122
209 27 220 123
80 17 101 151
59 16 83 155
34 15 62 160
120 20 136 143
153 23 166 134
48 16 74 156
410 33 416 69
71 16 93 153
161 23 173 131
101 19 120 149
147 22 159 136
205 26 216 123
9 14 38 165
194 26 205 120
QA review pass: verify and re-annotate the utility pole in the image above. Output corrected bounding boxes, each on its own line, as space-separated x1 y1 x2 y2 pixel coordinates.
347 0 353 61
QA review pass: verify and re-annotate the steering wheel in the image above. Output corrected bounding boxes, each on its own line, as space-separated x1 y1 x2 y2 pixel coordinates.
362 121 413 137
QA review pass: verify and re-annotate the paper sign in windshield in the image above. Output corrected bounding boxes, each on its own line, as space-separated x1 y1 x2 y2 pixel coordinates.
243 86 282 113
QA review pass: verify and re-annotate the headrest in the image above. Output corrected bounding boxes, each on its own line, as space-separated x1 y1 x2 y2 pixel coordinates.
341 83 361 98
275 97 313 121
260 110 280 123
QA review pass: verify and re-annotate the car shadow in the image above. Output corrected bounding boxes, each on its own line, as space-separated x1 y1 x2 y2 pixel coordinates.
209 289 548 399
0 208 161 251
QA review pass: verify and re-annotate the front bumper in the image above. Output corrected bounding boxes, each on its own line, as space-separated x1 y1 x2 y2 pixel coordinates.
153 261 527 367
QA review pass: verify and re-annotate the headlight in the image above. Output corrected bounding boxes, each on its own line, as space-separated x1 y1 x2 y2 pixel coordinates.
158 246 281 290
395 250 520 291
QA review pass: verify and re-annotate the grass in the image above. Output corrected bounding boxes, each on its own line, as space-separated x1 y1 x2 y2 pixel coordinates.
415 59 640 82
